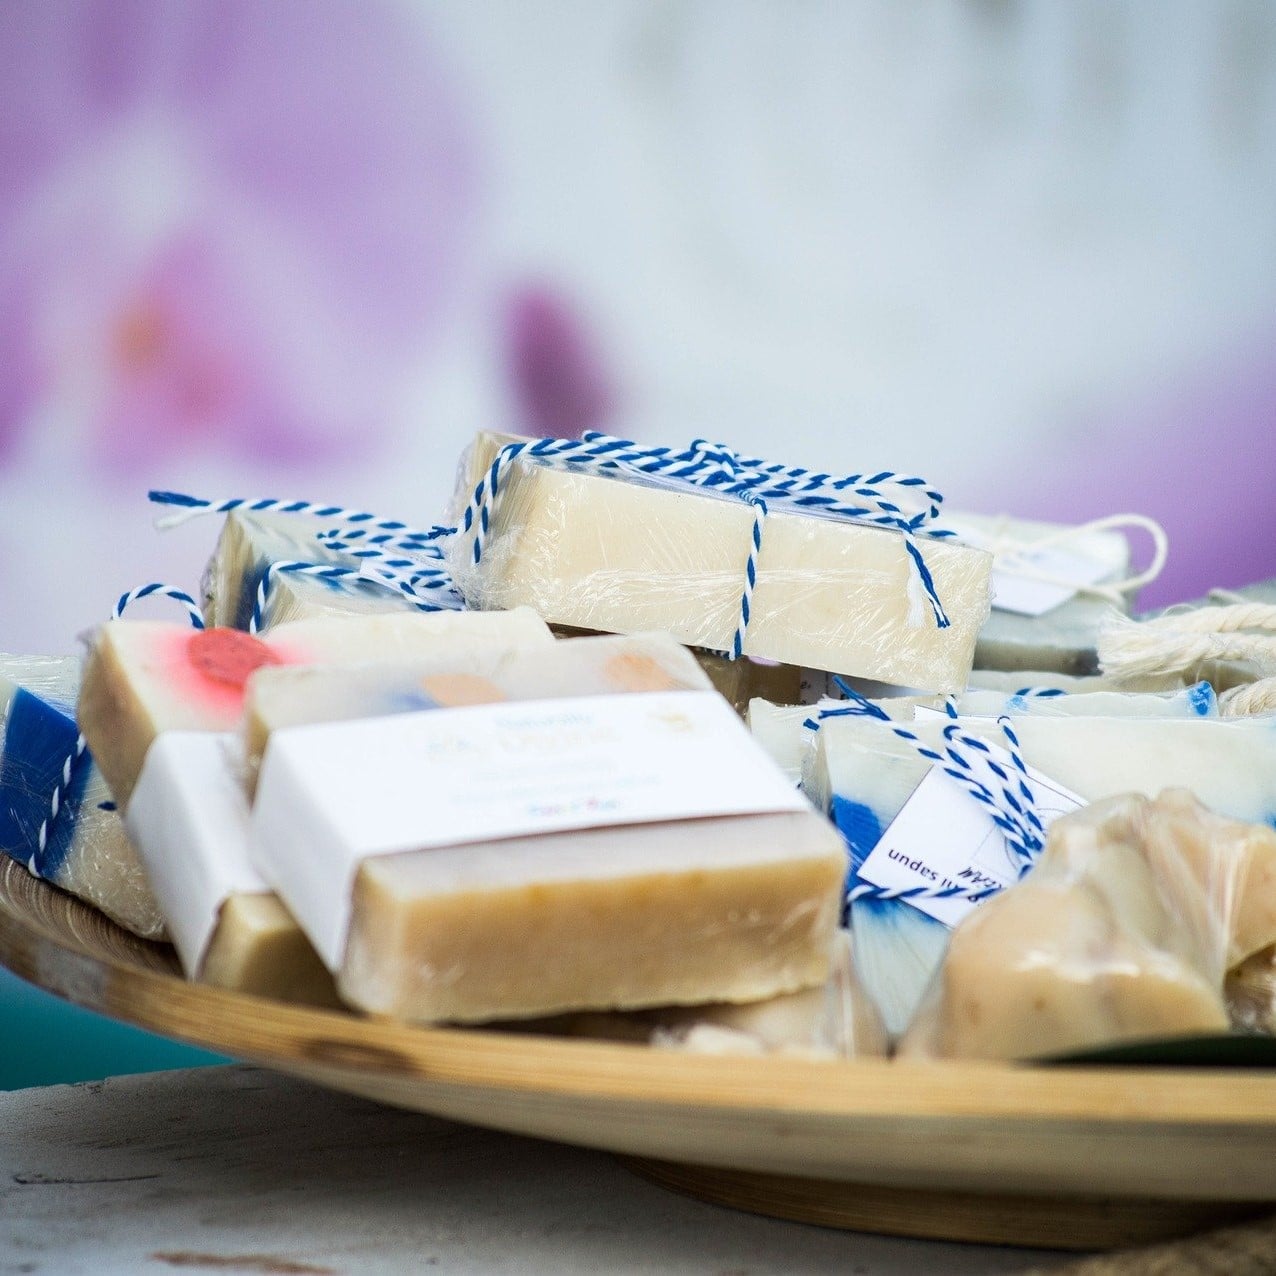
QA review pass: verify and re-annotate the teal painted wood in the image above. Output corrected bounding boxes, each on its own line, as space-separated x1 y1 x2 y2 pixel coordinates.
0 967 225 1090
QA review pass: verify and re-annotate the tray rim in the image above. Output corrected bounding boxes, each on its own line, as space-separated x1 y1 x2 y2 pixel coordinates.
5 858 1276 1129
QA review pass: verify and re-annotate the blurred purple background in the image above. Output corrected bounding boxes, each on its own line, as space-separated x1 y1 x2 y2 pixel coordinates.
1 0 1274 651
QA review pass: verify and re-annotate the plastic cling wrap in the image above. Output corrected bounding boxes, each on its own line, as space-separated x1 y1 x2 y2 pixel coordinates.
898 790 1276 1061
448 434 993 693
203 510 425 631
811 711 1276 1034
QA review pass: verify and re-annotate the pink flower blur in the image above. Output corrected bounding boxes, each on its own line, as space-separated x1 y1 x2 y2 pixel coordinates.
506 285 617 441
0 0 478 475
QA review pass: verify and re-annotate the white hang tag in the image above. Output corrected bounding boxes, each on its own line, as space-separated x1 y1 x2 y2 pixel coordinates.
989 544 1116 616
853 752 1085 927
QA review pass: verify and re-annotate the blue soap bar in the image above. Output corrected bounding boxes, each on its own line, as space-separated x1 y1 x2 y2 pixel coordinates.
0 655 164 939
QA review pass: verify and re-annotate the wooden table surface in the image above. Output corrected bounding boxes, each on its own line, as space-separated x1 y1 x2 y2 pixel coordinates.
0 1064 1066 1275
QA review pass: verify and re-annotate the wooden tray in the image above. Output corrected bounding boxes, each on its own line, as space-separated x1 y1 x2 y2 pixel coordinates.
3 857 1275 1252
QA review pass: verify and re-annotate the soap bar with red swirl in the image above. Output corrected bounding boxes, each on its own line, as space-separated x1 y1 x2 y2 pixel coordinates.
77 608 553 808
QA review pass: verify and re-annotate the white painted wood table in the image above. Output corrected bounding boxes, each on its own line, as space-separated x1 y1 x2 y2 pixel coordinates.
0 1064 1063 1275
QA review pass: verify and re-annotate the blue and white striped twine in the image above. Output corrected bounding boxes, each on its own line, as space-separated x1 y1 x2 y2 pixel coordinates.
148 491 463 625
246 559 462 633
148 491 446 546
151 432 952 661
805 679 1046 911
31 584 205 879
457 432 954 660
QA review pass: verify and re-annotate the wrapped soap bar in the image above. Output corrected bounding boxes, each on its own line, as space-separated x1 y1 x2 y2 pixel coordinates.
649 930 888 1059
203 509 424 630
78 609 553 807
898 790 1276 1060
811 712 1276 1033
0 655 163 938
967 668 1190 694
449 432 993 693
242 632 713 784
940 511 1135 678
125 732 336 1003
540 930 887 1059
250 633 847 1023
950 682 1218 720
550 624 802 716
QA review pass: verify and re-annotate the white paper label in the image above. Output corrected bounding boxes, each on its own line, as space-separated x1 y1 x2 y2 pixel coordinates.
989 544 1115 616
854 754 1085 927
251 691 809 967
944 517 1121 616
126 733 265 976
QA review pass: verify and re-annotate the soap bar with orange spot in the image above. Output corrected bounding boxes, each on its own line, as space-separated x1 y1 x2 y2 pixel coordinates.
248 632 847 1023
240 631 712 787
78 608 553 808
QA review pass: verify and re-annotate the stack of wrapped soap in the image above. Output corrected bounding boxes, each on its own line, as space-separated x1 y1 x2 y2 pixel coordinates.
900 790 1276 1060
11 422 1276 1069
75 607 847 1026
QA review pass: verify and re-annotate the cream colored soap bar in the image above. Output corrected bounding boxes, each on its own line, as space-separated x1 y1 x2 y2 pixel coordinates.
125 732 336 1005
534 930 887 1059
549 624 801 716
249 634 847 1024
449 433 993 692
334 813 845 1024
203 510 425 630
78 609 553 808
898 791 1276 1060
243 632 713 784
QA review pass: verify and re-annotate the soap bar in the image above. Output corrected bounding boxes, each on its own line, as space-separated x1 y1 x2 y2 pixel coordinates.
125 732 336 1004
950 683 1218 720
203 509 425 631
967 668 1189 694
943 511 1133 677
541 930 888 1059
648 930 888 1059
250 641 847 1024
974 593 1126 677
449 432 993 692
78 609 553 808
898 791 1276 1060
243 632 713 784
812 712 1276 1033
746 699 817 786
549 624 801 716
0 655 164 938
